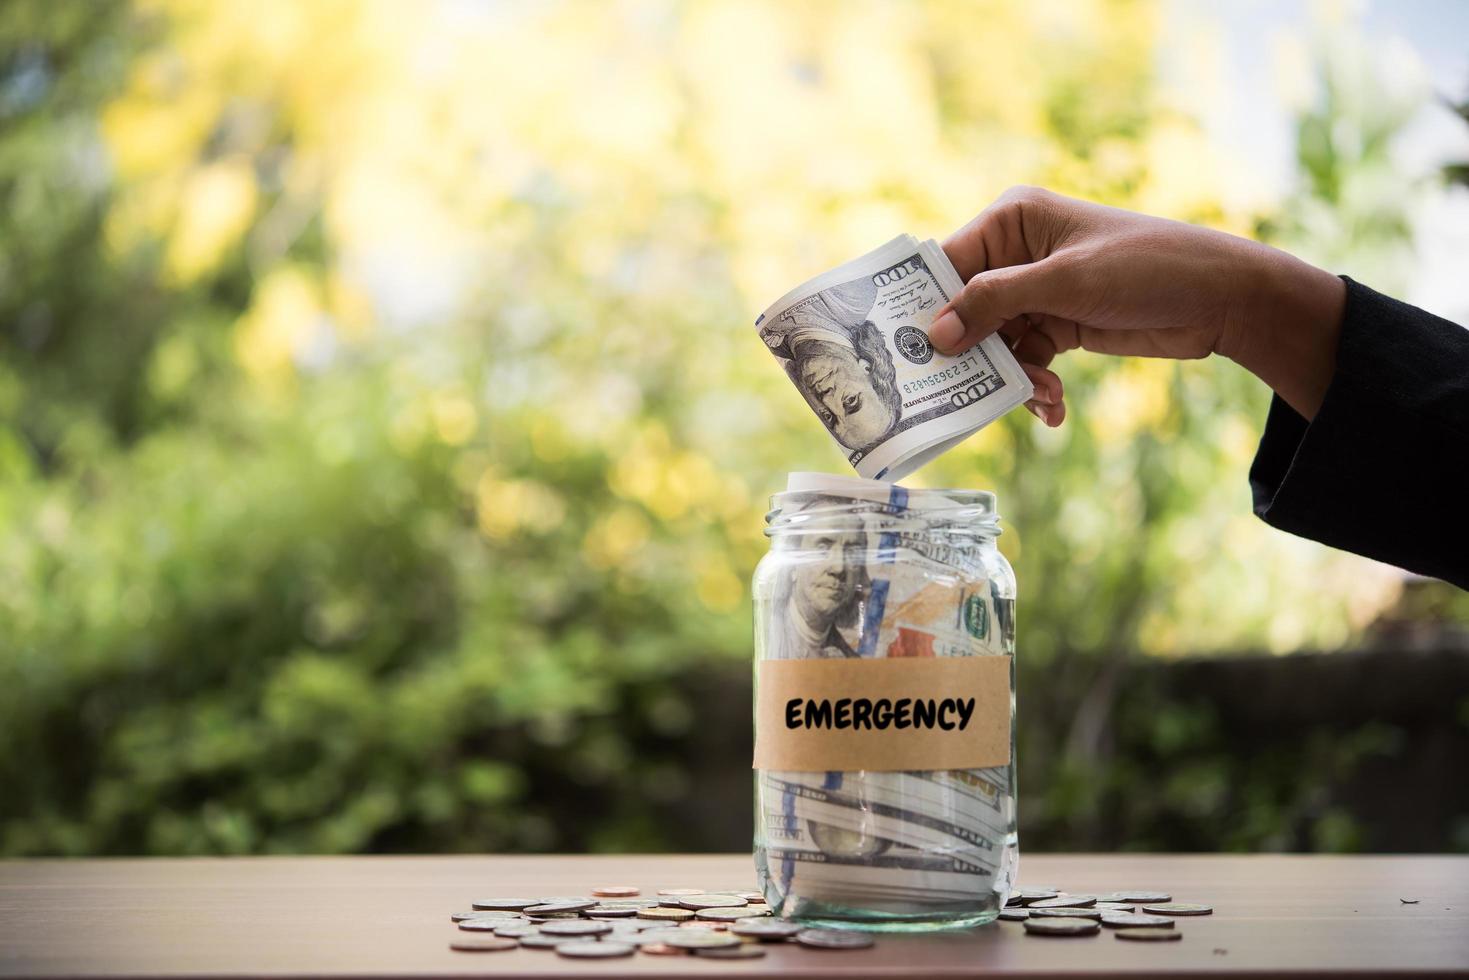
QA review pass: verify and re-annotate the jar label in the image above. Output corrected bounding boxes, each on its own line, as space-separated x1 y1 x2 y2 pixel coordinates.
752 656 1011 772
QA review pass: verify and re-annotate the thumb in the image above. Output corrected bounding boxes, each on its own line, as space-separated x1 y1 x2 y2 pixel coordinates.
929 257 1077 354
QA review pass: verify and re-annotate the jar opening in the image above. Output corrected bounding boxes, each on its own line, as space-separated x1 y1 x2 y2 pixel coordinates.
766 486 1000 539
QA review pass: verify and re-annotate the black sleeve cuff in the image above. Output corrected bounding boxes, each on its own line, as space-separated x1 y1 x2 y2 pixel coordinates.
1248 277 1469 590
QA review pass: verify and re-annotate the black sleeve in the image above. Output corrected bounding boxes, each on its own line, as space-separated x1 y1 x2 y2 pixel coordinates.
1249 277 1469 590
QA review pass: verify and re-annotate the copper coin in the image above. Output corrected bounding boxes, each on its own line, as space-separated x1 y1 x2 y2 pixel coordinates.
640 943 684 956
1116 927 1183 941
1143 902 1213 916
448 937 517 952
592 885 641 898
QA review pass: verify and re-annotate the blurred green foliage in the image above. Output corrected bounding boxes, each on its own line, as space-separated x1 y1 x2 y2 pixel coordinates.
1 0 1461 856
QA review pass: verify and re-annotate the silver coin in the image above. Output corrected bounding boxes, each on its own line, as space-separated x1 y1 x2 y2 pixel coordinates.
448 937 517 952
657 888 705 896
1115 927 1183 942
1023 916 1101 936
680 894 748 910
1143 902 1213 916
555 940 635 958
795 928 875 950
492 923 541 938
524 900 596 914
539 920 613 937
661 930 742 949
1101 913 1175 929
735 892 766 902
997 908 1030 921
1095 902 1135 912
695 944 767 959
1030 907 1102 920
456 909 521 921
1029 895 1097 909
451 910 494 922
470 897 540 911
628 928 689 946
518 933 573 949
1012 888 1059 904
731 918 803 940
458 918 517 932
594 898 661 909
1113 891 1172 904
587 906 639 918
524 913 581 922
697 906 771 921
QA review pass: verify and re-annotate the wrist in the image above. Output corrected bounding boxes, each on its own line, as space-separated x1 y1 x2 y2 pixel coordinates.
1221 243 1346 420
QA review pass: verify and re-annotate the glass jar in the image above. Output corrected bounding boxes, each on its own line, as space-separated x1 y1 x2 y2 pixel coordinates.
751 476 1017 932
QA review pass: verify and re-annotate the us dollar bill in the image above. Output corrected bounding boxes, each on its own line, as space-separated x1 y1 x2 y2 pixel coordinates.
756 236 1033 481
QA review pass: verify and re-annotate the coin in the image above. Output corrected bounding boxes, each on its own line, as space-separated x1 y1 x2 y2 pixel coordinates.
556 940 635 958
493 924 542 938
1095 902 1135 912
997 908 1030 921
1113 891 1172 904
448 937 517 952
1116 927 1183 942
638 906 695 921
633 928 690 945
731 918 802 940
1101 913 1175 929
663 930 742 949
587 906 639 918
539 920 613 937
1143 902 1213 916
658 888 705 896
471 897 540 911
456 909 522 920
1029 895 1097 909
518 933 573 949
735 892 766 902
592 885 640 898
457 918 516 932
1031 907 1102 920
1023 917 1101 937
595 898 660 908
795 928 875 950
525 913 582 922
1011 888 1059 904
524 900 595 914
697 907 771 921
695 944 767 959
640 943 683 955
679 921 727 930
680 894 747 910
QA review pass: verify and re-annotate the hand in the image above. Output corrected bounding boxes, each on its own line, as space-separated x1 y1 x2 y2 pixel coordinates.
930 187 1347 425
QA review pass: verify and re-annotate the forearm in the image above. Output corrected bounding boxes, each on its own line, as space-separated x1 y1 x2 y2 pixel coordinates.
1219 242 1347 421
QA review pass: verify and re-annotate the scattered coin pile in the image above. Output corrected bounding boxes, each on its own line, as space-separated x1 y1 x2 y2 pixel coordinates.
1002 886 1212 942
449 885 877 959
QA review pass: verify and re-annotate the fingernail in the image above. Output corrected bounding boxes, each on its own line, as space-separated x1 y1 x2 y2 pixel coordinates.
929 311 963 351
1024 402 1042 420
1030 386 1053 406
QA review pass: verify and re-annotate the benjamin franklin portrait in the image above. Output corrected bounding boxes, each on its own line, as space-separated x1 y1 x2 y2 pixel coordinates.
768 494 871 660
760 277 903 454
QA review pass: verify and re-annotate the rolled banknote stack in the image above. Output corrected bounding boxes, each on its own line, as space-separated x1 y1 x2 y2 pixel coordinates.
756 236 1033 481
755 472 1017 919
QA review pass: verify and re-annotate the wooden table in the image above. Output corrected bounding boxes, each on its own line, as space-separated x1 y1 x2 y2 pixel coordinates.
2 855 1466 978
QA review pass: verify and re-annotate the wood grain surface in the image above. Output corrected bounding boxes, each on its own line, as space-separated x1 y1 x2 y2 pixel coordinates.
1 854 1466 978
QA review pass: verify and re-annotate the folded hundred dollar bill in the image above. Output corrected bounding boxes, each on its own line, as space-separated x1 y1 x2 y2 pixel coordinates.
756 235 1033 481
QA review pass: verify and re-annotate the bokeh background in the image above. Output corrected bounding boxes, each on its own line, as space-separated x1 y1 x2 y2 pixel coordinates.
3 0 1467 858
